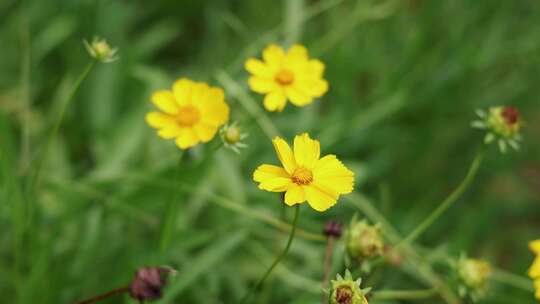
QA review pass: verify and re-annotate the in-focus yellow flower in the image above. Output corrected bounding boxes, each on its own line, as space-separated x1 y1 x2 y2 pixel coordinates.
245 44 328 112
253 133 354 212
146 78 229 149
529 239 540 300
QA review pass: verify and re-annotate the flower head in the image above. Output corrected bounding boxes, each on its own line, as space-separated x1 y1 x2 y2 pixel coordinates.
529 239 540 300
83 37 118 63
146 78 230 149
346 218 384 262
329 270 370 304
245 44 328 112
129 266 176 301
219 121 248 153
253 133 354 212
472 106 524 152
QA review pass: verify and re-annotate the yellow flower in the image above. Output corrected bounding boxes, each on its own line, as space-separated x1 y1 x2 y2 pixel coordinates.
146 78 229 149
529 239 540 300
253 133 354 212
245 44 328 112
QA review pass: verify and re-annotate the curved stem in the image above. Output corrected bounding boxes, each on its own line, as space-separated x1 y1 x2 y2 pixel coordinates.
372 288 438 300
76 286 129 304
30 61 95 192
239 204 300 304
399 150 484 247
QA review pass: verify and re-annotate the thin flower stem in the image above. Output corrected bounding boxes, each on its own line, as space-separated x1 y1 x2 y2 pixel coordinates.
321 236 335 304
30 61 95 192
239 204 300 304
159 151 185 252
76 286 129 304
372 288 439 300
491 268 535 292
399 150 484 247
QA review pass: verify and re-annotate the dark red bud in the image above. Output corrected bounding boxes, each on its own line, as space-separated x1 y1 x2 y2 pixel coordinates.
323 221 343 238
129 267 174 301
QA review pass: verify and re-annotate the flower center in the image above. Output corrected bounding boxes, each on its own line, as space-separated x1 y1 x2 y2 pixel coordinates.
176 106 200 127
501 106 520 125
275 69 295 86
291 167 313 185
336 286 353 304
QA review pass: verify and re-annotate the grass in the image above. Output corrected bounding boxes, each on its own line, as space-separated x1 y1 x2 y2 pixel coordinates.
1 0 540 303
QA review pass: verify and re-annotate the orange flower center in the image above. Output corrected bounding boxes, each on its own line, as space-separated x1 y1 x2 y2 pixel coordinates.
176 106 200 127
275 69 295 86
291 167 313 185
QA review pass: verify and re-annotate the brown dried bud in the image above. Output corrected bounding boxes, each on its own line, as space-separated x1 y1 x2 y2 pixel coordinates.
324 221 343 238
129 267 175 301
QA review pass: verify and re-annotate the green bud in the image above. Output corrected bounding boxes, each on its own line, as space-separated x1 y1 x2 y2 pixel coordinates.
346 219 384 262
329 270 370 304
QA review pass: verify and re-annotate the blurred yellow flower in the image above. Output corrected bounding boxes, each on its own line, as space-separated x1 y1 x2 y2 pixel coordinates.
146 78 229 149
529 239 540 300
245 44 328 112
253 133 354 212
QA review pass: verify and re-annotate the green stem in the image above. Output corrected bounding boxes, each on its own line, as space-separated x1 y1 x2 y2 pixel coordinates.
159 151 185 252
373 288 439 300
491 268 535 292
30 61 95 192
239 204 300 304
399 151 484 247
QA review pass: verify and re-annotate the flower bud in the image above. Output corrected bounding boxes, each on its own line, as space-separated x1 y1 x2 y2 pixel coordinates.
329 270 370 304
471 106 523 152
323 221 343 238
84 37 118 63
454 255 491 301
129 266 176 301
219 122 248 153
346 219 384 262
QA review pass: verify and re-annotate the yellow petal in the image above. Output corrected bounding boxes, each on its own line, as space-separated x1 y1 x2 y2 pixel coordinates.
200 87 229 126
245 58 274 78
530 239 540 254
293 133 320 169
286 44 308 61
146 112 175 128
248 76 277 94
529 257 540 278
263 44 285 68
172 78 193 106
257 177 290 192
304 184 338 212
175 128 199 149
284 184 305 206
191 82 210 105
151 91 179 114
272 137 297 174
286 86 314 107
194 123 217 142
313 155 355 194
263 91 287 112
157 124 182 139
253 164 289 182
296 79 329 98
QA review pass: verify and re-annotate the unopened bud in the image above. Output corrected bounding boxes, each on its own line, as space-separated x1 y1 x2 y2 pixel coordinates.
471 106 524 153
324 221 343 238
84 36 118 63
346 220 384 261
129 266 176 301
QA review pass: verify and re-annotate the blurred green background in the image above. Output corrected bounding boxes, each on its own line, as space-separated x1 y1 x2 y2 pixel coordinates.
1 0 540 303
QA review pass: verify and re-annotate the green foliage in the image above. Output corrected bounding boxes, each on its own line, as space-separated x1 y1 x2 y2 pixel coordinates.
1 0 539 303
